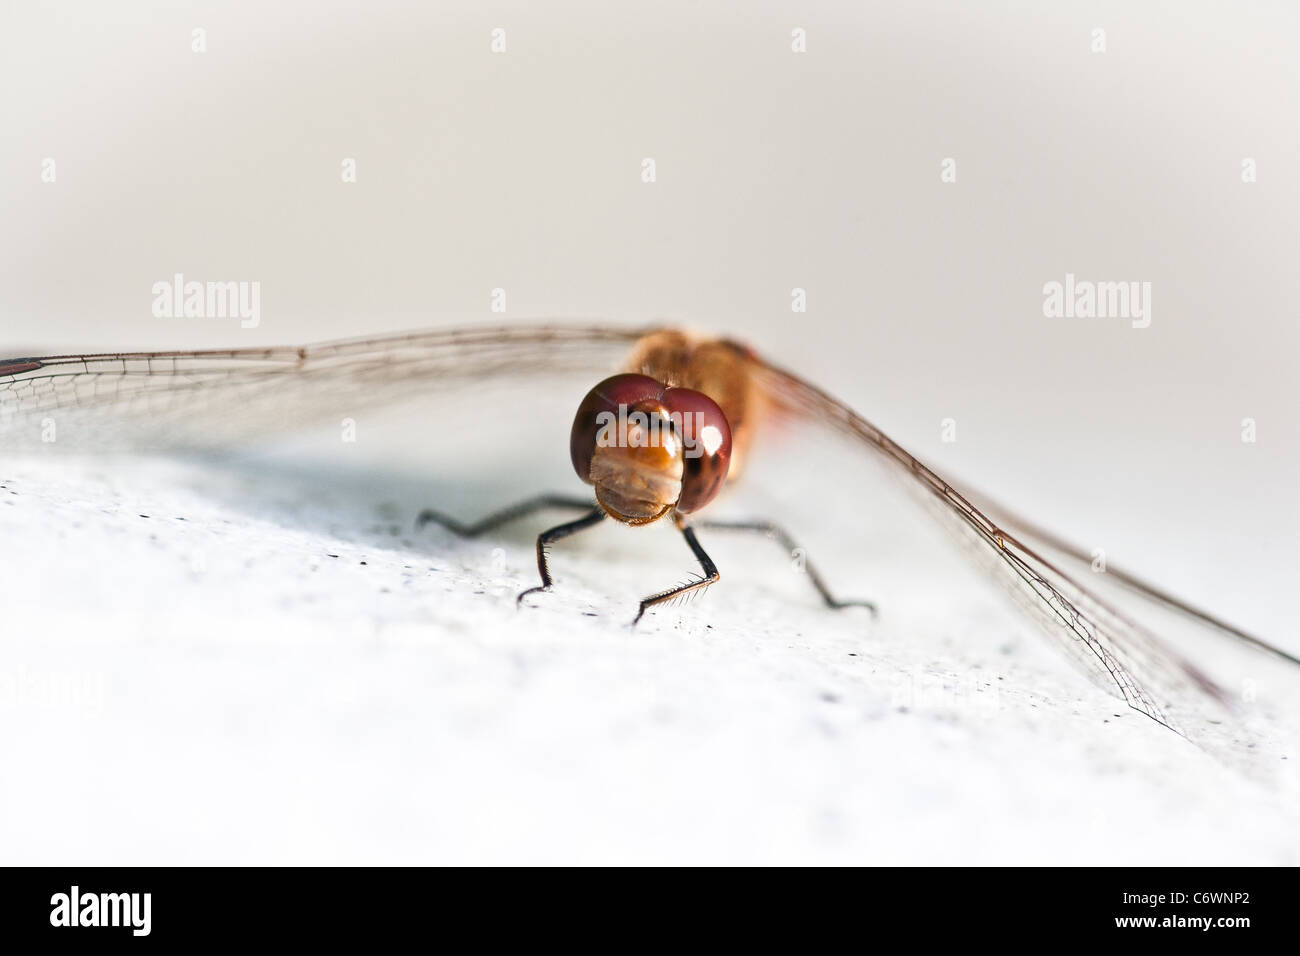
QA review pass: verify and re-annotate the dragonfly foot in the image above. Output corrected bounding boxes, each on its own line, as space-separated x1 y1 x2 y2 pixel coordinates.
827 597 878 619
517 585 549 608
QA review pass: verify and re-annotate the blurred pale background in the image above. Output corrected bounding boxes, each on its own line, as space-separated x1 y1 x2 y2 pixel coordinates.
2 0 1297 643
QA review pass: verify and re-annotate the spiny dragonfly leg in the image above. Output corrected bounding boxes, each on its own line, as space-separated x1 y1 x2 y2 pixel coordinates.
415 494 596 537
632 514 720 626
517 507 607 607
696 518 877 617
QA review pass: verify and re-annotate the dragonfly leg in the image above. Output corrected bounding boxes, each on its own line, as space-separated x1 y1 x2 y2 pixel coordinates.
632 515 720 626
696 518 877 617
517 507 607 607
416 493 595 537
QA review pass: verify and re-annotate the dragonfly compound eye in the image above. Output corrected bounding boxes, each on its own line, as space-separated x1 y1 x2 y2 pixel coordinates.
571 373 681 524
660 387 732 513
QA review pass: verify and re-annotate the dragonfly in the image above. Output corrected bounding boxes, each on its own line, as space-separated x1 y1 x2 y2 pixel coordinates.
1 323 1295 750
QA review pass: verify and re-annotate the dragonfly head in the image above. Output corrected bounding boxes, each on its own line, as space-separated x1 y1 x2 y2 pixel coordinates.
570 373 732 525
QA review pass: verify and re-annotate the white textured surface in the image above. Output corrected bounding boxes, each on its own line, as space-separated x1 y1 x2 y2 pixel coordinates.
2 450 1298 865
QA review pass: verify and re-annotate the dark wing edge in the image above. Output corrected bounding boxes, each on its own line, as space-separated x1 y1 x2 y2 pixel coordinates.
751 355 1246 744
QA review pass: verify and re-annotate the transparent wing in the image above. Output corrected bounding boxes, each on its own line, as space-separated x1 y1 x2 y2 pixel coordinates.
0 324 653 450
751 354 1263 751
968 488 1300 670
4 321 1279 755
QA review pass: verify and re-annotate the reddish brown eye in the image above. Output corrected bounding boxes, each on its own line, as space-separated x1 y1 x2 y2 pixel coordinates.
570 374 665 482
661 387 732 513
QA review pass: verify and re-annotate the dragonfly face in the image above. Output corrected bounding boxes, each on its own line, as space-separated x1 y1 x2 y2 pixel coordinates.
569 372 733 525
